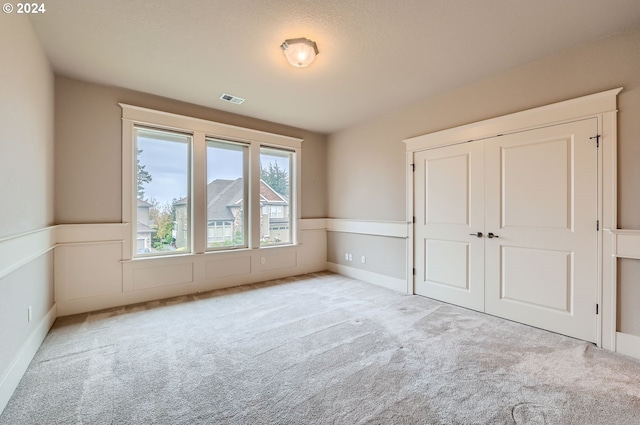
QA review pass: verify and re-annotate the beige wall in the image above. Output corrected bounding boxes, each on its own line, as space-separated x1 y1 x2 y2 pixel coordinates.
327 232 405 279
0 17 54 237
0 15 55 410
55 76 327 223
327 27 640 334
328 27 640 224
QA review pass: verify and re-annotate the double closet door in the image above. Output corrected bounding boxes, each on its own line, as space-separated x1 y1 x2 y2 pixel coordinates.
414 118 599 342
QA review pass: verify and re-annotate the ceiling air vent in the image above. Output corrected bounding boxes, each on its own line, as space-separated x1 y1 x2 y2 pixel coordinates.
219 93 245 105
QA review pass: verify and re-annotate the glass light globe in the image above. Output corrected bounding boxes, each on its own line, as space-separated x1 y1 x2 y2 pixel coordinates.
281 38 319 68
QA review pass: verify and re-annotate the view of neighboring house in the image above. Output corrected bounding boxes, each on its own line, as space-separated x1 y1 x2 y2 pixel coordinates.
203 178 244 247
136 198 155 253
173 196 189 249
173 178 289 249
258 179 290 244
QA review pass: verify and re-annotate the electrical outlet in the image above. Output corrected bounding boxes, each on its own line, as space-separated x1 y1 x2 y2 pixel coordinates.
348 253 353 261
361 256 366 264
27 306 32 323
345 253 349 261
260 257 266 264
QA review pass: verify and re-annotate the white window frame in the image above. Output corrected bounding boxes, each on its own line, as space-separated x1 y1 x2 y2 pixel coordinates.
205 138 249 251
133 127 192 258
121 104 302 260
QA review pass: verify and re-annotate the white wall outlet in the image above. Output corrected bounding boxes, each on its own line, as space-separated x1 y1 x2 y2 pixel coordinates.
260 257 266 264
361 256 366 264
345 253 349 261
27 306 32 323
348 253 353 261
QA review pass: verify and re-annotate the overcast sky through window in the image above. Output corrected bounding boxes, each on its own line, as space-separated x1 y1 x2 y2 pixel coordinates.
138 137 290 205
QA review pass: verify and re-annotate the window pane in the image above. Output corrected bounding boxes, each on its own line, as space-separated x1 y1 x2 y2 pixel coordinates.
206 139 247 249
135 127 191 256
260 147 293 246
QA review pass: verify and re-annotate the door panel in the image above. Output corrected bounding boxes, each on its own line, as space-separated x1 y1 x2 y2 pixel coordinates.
425 154 470 225
501 137 571 229
425 239 469 290
484 118 598 342
501 246 572 312
414 142 485 312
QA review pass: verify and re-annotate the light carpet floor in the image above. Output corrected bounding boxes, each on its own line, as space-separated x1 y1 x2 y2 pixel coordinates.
2 271 640 425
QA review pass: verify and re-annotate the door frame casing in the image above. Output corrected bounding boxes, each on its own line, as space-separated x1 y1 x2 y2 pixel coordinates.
403 88 622 350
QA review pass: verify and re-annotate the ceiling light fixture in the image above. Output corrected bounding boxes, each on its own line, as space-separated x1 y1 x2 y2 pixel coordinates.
280 37 319 68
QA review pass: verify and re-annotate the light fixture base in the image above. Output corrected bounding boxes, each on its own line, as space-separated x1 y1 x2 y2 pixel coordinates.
281 37 319 68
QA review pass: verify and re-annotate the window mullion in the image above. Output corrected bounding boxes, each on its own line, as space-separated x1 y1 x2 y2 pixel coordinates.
293 147 301 245
122 118 135 261
192 132 207 254
249 142 261 249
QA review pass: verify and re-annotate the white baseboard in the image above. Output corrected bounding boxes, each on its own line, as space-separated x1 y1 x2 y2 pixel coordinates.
0 303 57 415
327 262 408 293
616 331 640 360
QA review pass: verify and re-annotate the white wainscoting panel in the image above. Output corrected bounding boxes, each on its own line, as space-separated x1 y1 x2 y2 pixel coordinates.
56 220 327 316
610 229 640 360
205 256 252 280
55 241 123 301
297 228 327 269
257 249 297 272
133 262 194 290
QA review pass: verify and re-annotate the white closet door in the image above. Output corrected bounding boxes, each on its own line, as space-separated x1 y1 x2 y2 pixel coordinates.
484 118 598 342
414 142 485 312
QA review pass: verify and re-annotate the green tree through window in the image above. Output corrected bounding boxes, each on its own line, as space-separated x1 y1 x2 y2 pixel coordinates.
137 149 152 199
260 161 289 196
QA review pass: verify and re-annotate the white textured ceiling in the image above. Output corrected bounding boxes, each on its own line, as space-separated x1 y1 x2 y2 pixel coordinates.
30 0 640 134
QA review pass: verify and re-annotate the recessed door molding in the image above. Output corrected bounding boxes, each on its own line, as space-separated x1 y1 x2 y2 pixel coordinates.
404 87 622 350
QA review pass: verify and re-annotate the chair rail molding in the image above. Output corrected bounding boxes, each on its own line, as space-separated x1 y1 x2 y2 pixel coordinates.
0 226 56 280
326 218 408 238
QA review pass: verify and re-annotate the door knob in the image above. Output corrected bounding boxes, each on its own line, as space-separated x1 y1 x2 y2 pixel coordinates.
469 232 483 238
487 232 500 239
